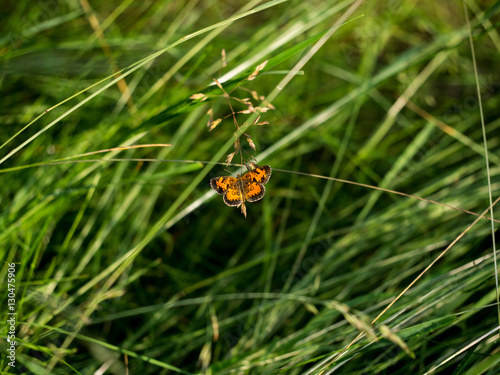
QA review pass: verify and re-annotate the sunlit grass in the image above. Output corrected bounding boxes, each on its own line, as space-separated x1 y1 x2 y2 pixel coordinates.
1 0 499 374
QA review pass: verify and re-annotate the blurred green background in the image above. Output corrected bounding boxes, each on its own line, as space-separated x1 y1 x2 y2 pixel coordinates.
1 0 500 374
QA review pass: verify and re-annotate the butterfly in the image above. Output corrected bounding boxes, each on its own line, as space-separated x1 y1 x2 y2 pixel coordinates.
210 163 272 207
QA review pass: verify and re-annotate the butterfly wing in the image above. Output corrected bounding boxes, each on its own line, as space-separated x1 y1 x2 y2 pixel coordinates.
241 165 271 203
211 176 243 206
210 176 238 195
242 165 271 185
223 185 244 206
244 181 266 202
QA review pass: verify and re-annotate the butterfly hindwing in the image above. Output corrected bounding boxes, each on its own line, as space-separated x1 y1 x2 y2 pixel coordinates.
244 183 266 202
223 186 244 206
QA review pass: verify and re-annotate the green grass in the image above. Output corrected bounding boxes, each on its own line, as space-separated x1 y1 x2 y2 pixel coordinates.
1 0 500 374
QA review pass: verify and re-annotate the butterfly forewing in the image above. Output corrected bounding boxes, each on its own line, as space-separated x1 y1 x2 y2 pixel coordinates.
210 176 237 195
242 165 271 185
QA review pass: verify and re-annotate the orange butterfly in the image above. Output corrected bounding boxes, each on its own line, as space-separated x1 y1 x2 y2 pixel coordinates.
210 164 271 207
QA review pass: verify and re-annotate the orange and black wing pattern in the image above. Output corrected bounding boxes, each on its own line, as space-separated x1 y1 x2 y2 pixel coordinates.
210 176 243 206
241 165 271 203
242 165 271 184
211 165 271 207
